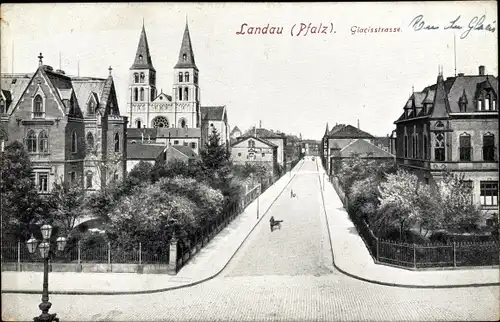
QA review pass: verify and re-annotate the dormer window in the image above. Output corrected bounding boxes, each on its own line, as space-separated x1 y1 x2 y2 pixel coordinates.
139 54 143 62
183 54 187 61
134 73 139 83
459 100 467 112
477 100 483 111
87 100 95 116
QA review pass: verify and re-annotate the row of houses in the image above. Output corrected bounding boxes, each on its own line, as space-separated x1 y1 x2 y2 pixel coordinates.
321 65 498 211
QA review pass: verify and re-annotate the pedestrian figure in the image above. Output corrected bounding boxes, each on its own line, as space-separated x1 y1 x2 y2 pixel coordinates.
269 216 283 232
290 189 294 198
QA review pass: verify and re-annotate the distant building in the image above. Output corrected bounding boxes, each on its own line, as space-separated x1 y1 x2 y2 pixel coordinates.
330 139 395 174
201 105 229 149
230 126 242 140
242 127 285 168
301 139 320 156
126 142 166 171
321 123 375 175
230 135 278 176
393 65 498 210
0 54 127 193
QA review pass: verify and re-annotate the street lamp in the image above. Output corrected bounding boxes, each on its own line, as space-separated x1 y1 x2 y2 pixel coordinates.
26 224 67 322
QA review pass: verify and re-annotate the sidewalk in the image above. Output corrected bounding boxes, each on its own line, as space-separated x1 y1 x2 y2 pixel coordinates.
1 161 304 295
317 161 500 288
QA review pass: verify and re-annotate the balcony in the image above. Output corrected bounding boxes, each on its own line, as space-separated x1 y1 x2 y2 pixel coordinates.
32 111 45 119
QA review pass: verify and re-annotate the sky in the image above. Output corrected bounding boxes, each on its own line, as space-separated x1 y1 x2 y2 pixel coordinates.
1 2 497 140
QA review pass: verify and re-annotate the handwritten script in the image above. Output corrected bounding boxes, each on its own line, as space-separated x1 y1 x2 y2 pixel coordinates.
409 14 496 39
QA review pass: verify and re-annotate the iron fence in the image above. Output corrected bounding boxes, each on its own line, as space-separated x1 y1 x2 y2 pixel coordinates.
328 174 499 269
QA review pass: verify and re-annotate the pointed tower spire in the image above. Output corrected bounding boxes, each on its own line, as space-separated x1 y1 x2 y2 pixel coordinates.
175 21 198 70
130 23 155 71
324 122 329 136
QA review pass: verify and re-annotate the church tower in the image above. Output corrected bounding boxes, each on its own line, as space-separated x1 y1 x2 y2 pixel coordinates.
128 23 157 128
172 22 200 129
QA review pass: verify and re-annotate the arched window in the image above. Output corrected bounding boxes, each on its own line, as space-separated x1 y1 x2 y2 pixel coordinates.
140 73 145 83
134 73 139 83
184 88 189 101
183 54 187 61
404 135 408 158
86 132 94 153
179 118 187 129
140 88 144 101
86 171 93 189
178 88 183 101
26 130 37 152
135 119 142 129
71 132 78 153
134 88 138 102
39 130 48 153
152 116 169 128
179 72 183 82
434 133 445 161
114 133 120 152
248 139 255 148
138 54 143 62
33 95 43 118
485 94 491 111
185 72 189 82
87 100 95 116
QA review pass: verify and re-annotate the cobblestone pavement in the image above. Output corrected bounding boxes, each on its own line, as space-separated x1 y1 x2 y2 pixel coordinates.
2 160 499 321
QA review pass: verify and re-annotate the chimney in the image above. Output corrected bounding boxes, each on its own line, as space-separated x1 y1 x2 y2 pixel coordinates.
479 65 485 75
357 119 360 130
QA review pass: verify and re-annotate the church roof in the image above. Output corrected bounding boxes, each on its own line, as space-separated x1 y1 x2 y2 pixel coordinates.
339 139 394 159
130 24 155 71
174 23 198 70
327 124 374 139
201 106 225 121
126 142 165 160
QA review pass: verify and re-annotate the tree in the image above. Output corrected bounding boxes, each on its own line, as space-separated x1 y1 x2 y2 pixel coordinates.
200 127 230 172
1 141 46 241
45 176 87 236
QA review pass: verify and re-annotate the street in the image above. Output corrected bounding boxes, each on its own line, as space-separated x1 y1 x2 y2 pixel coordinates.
2 159 498 321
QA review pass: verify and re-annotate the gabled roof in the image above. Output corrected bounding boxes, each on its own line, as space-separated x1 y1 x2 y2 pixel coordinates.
327 123 347 136
230 126 241 136
126 143 165 160
339 139 394 158
130 24 155 71
231 135 278 148
152 92 172 102
171 145 198 158
201 106 225 121
174 23 198 70
327 124 374 139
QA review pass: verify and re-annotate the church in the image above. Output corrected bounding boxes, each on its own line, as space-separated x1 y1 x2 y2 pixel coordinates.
126 21 229 164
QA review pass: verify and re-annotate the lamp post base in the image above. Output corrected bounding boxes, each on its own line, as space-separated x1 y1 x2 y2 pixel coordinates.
34 301 59 322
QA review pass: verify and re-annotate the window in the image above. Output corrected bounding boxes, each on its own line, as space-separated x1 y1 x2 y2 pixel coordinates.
86 172 93 189
483 134 495 161
185 72 189 82
184 88 189 101
191 142 196 149
238 153 242 157
87 100 95 116
70 171 76 183
174 140 179 145
462 180 474 203
134 88 138 102
151 89 155 100
134 73 139 83
179 72 183 82
423 135 428 159
0 99 5 114
262 153 266 157
178 88 183 101
86 132 94 153
138 54 143 62
485 95 490 111
194 72 198 84
140 88 144 101
477 100 483 111
39 131 48 153
183 54 187 61
195 88 198 101
480 181 498 206
135 119 142 129
114 133 120 152
38 172 49 193
33 95 44 118
183 141 188 146
152 116 169 128
248 152 256 161
493 100 497 111
140 73 145 83
459 134 472 161
180 119 186 128
404 135 408 158
71 132 77 153
248 140 255 148
434 133 445 161
26 130 37 152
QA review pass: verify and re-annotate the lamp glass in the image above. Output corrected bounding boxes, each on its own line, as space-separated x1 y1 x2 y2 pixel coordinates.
38 242 50 258
26 235 39 254
40 224 53 240
56 236 67 251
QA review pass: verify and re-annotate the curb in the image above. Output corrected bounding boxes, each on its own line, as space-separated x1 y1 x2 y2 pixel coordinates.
316 161 500 289
1 160 305 296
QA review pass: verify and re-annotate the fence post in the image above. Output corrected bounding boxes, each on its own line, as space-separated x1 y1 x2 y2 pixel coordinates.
453 241 456 267
376 237 379 262
168 236 178 275
413 244 417 269
76 240 82 272
107 242 111 272
138 242 143 274
17 240 21 272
